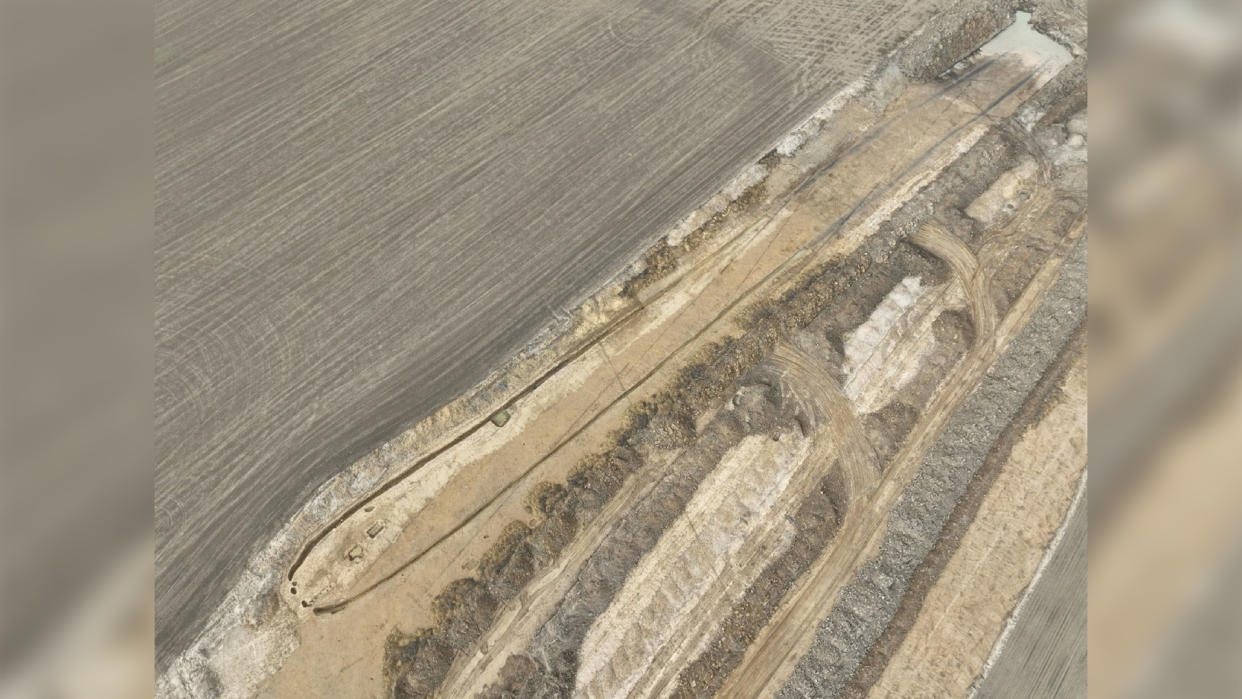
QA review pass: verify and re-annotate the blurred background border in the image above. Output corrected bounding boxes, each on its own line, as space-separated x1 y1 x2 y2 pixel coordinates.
1 0 152 696
1091 0 1242 696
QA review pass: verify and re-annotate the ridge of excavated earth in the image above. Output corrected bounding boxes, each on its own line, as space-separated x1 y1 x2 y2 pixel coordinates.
158 1 1087 696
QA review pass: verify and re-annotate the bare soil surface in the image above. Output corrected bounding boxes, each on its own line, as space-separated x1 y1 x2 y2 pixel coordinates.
155 0 982 669
158 3 1088 697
